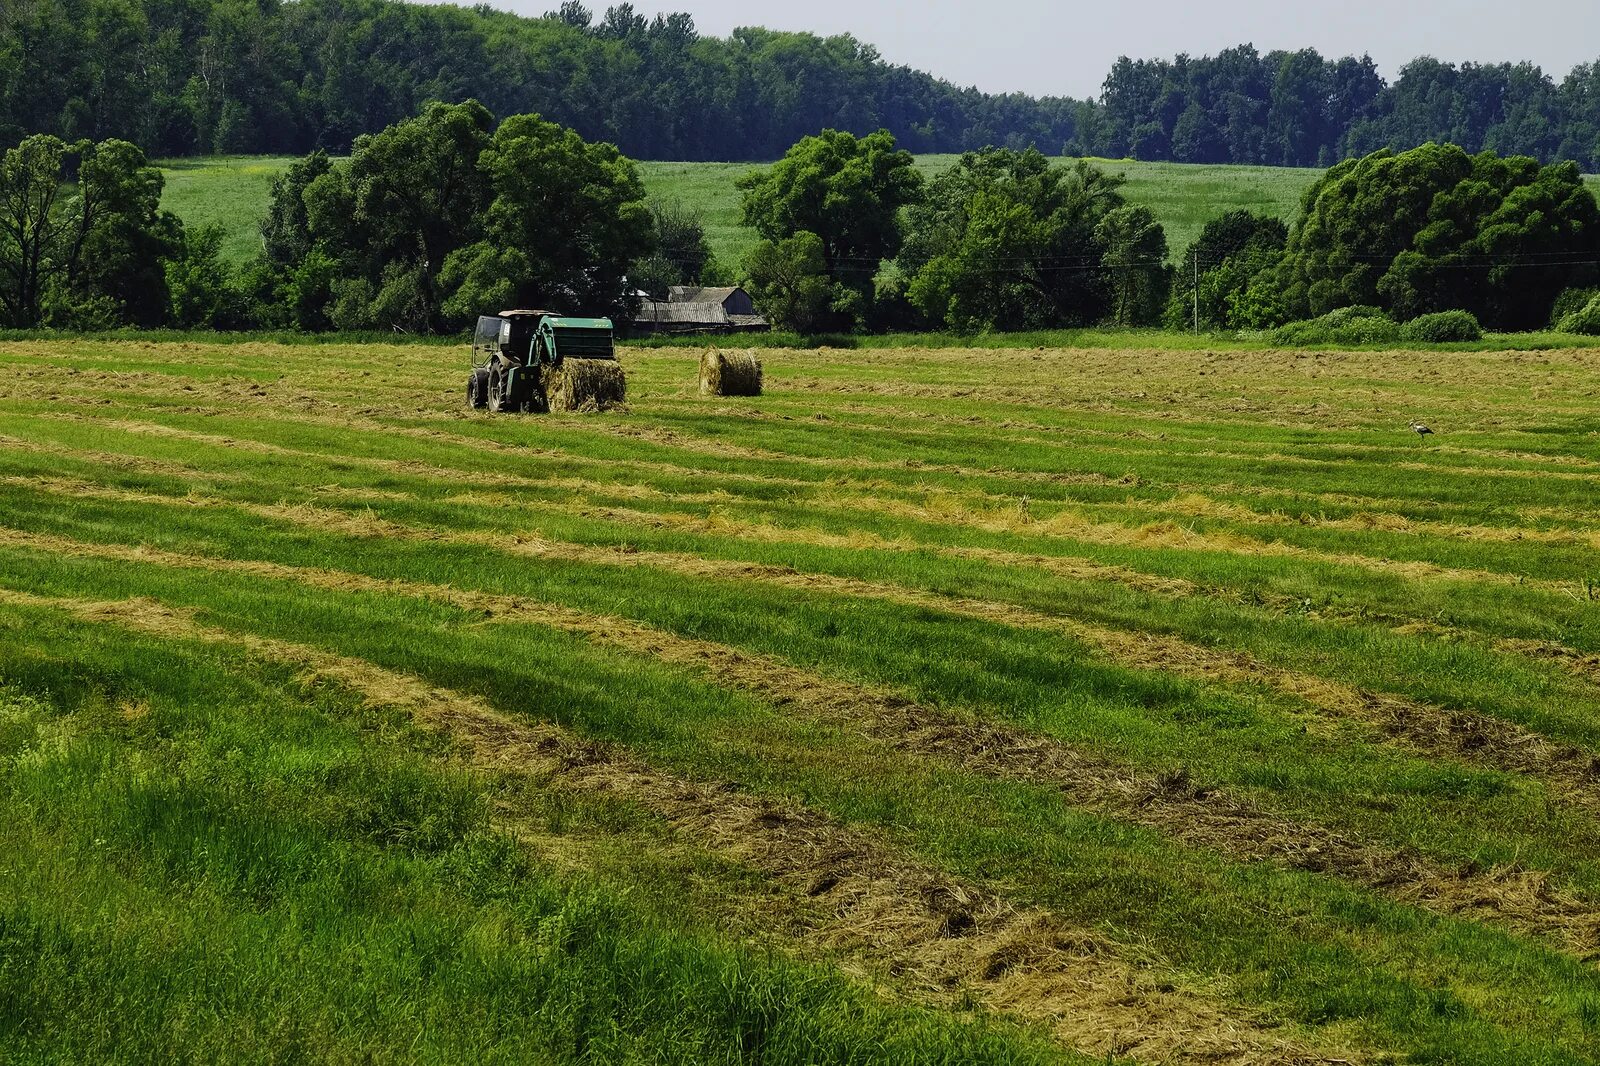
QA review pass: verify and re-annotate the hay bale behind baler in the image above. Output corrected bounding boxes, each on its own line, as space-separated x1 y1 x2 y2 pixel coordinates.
700 349 763 397
545 358 626 412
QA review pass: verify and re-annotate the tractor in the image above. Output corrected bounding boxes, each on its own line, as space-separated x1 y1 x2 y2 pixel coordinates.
467 309 620 413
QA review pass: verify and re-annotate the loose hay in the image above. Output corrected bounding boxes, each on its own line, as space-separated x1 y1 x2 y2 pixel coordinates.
700 349 763 396
546 358 626 412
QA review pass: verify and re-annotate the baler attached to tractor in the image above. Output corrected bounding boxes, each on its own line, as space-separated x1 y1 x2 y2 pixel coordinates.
468 309 625 413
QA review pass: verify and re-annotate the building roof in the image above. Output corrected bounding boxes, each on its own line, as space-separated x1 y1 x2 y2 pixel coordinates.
668 286 744 305
631 301 732 326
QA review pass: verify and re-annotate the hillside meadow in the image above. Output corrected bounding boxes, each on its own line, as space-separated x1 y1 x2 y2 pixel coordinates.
157 154 1374 268
5 335 1600 1061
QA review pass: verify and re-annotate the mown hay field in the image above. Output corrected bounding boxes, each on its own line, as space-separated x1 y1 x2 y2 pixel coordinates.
4 337 1600 1063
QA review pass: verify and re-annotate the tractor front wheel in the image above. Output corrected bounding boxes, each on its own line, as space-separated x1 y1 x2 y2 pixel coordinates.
467 368 490 410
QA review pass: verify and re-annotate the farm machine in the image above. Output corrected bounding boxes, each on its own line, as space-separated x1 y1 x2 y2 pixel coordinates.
467 309 624 413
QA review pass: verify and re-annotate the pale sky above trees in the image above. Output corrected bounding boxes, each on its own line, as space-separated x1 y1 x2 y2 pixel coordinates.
482 0 1598 98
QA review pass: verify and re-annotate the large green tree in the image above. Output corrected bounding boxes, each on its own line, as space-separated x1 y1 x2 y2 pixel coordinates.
0 135 70 327
304 100 493 331
1164 210 1288 330
0 133 180 327
742 230 837 333
260 149 332 269
898 149 1137 331
440 112 653 322
1277 142 1600 329
262 103 652 332
1095 204 1171 326
737 128 921 314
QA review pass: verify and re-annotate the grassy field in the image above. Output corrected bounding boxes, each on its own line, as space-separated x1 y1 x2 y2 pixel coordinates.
157 156 289 263
6 335 1600 1061
154 155 1372 270
157 154 1600 274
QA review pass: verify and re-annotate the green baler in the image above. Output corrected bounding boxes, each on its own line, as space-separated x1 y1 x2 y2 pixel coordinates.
468 309 622 413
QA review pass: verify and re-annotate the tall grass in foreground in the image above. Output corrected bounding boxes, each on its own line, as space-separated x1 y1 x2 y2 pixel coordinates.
0 611 1062 1065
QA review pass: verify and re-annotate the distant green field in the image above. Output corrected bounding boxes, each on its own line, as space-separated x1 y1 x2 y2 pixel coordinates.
157 156 287 263
159 155 1600 272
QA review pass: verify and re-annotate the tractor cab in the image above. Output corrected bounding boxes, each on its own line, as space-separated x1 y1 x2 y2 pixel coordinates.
472 309 558 367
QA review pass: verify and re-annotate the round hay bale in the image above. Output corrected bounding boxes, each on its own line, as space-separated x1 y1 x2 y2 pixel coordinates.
699 349 763 397
545 358 626 412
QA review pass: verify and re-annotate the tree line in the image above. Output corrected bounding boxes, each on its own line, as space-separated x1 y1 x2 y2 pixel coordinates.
1166 143 1600 336
4 107 1598 337
3 0 1599 169
0 0 1078 162
0 103 669 332
1085 48 1600 169
736 133 1172 334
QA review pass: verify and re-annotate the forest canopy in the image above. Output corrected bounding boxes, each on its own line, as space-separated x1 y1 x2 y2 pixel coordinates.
1 0 1598 168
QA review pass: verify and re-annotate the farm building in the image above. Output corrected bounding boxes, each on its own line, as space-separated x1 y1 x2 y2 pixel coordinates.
625 285 770 336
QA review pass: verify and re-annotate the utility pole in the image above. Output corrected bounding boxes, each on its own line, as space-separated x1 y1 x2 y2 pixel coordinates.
1192 253 1199 334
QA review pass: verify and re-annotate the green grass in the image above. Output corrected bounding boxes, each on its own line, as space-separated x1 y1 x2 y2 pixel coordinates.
155 154 1362 271
155 156 286 263
0 614 1061 1065
8 336 1600 1059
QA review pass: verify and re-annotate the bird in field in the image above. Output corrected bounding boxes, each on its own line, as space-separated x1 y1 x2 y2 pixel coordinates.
1408 420 1434 440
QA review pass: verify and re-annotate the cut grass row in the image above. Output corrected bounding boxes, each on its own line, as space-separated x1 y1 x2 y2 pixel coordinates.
1 535 1598 1063
7 335 1600 1062
4 468 1598 868
0 605 1068 1065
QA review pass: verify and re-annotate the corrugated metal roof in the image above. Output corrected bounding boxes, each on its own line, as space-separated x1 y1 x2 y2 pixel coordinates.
631 301 732 325
668 286 743 305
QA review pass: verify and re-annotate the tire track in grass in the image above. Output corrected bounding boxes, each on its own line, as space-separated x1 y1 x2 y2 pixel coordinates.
6 523 1600 962
0 584 1353 1066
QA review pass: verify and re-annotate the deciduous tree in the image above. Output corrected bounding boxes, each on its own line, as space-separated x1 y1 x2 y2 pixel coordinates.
738 129 921 315
898 150 1137 331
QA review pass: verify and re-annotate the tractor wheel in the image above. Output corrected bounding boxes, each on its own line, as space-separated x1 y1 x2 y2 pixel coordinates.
467 368 489 410
487 366 508 413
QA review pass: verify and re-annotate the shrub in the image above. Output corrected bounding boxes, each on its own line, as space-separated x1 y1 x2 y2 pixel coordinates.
1272 306 1401 346
1317 305 1388 326
1550 287 1599 328
1558 293 1600 336
1400 310 1482 343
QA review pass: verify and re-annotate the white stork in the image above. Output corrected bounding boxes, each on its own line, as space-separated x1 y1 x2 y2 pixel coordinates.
1409 420 1434 440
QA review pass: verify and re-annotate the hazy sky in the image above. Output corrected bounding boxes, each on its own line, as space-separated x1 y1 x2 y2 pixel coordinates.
481 0 1598 98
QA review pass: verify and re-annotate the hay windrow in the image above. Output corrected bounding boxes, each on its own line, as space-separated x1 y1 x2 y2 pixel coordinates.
24 426 1593 690
0 583 1351 1066
5 524 1600 961
7 476 1600 811
700 349 763 396
545 358 627 412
